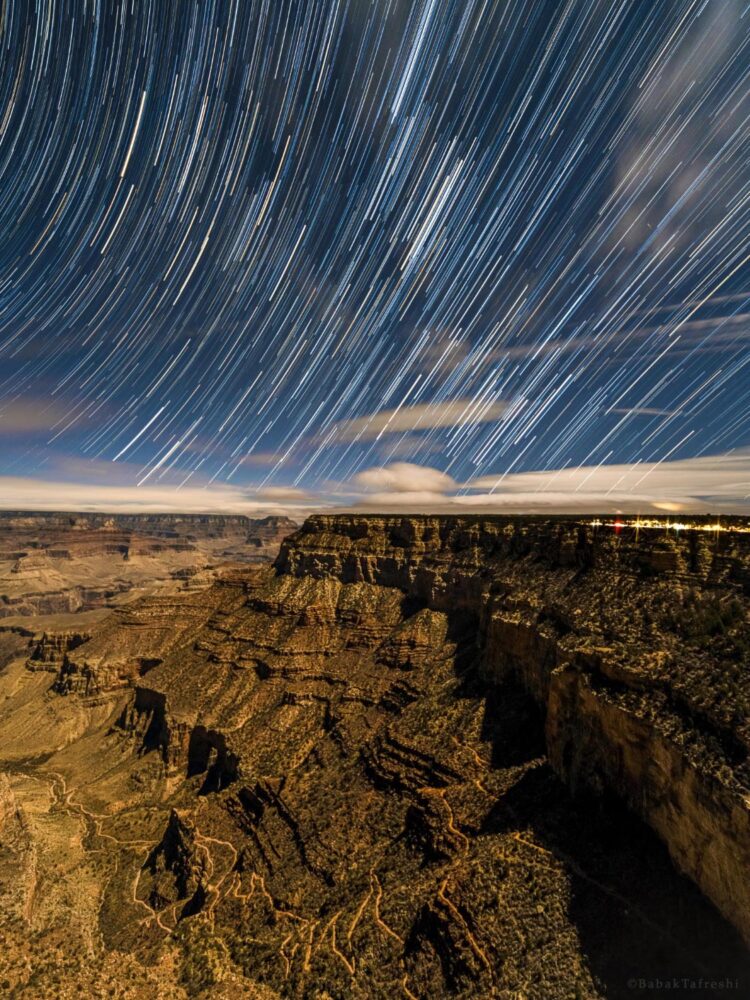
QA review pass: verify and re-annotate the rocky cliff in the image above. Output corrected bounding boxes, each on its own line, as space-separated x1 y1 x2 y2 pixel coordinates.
0 511 295 620
0 514 747 998
279 515 750 943
246 516 299 550
0 511 259 536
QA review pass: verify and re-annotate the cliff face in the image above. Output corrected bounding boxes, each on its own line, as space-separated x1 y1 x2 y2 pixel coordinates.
0 511 262 535
246 516 299 549
1 514 748 998
279 515 750 942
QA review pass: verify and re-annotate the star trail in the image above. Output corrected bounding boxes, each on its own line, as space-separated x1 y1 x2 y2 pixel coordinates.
1 0 749 513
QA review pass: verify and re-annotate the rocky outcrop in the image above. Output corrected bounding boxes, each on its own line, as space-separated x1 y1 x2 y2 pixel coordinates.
277 516 750 942
246 516 297 549
0 583 131 618
139 809 207 914
26 630 91 673
56 578 247 696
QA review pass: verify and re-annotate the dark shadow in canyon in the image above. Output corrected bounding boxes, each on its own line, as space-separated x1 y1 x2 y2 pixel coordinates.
187 725 239 794
411 599 750 996
480 762 750 998
478 677 547 768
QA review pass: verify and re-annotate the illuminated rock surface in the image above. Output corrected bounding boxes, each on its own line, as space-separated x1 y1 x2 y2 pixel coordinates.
0 514 748 997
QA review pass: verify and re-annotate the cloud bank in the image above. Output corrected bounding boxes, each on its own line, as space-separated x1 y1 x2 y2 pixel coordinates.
353 463 456 494
0 477 320 518
1 450 748 516
348 452 750 513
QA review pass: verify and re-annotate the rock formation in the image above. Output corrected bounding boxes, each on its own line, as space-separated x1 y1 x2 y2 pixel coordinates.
246 516 298 550
0 511 293 620
0 513 747 997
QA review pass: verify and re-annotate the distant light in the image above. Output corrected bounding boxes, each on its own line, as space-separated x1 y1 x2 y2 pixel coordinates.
586 518 738 533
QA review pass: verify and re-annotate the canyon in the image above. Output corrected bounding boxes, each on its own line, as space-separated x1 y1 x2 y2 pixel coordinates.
0 512 747 997
0 511 294 620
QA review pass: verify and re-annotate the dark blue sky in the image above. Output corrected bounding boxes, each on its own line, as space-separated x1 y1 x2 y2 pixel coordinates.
1 0 749 513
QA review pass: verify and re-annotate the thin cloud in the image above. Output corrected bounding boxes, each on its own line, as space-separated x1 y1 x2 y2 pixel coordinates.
358 490 451 507
0 399 79 434
4 452 749 517
334 398 506 442
0 477 323 517
468 451 750 502
254 486 311 500
606 407 681 417
487 311 750 367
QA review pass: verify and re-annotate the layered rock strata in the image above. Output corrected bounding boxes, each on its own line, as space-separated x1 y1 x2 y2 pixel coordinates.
2 514 748 997
0 511 297 618
278 516 750 943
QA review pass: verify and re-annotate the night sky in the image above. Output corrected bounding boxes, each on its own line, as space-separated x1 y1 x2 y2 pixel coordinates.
1 0 749 514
